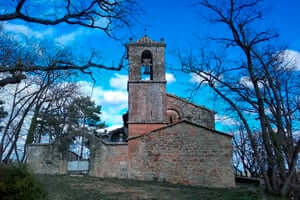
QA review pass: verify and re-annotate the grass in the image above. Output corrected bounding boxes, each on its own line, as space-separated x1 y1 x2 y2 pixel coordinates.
37 175 287 200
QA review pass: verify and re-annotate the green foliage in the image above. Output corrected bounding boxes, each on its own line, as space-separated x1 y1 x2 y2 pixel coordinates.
68 96 105 129
35 96 105 142
0 164 47 200
58 136 74 155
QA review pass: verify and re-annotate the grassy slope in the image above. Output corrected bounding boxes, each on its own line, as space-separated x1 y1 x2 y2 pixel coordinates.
38 175 286 200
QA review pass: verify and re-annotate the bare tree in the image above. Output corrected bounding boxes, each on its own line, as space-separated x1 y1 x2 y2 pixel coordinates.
0 74 52 163
180 0 300 196
233 126 263 177
0 70 85 163
0 0 137 87
0 0 135 34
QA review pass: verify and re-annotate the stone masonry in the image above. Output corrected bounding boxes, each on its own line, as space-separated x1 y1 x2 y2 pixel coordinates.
128 120 234 187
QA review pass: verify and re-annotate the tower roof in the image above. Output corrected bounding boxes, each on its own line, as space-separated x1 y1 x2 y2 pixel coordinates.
126 35 166 47
136 36 156 44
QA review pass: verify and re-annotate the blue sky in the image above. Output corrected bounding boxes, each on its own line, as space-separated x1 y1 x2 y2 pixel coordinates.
1 0 300 131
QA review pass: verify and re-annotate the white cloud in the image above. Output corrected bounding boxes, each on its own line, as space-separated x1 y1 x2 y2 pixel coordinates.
190 73 207 84
103 90 128 104
189 72 219 85
239 76 263 89
78 80 128 127
239 76 253 88
78 81 128 105
2 22 53 39
215 114 238 126
109 73 128 90
94 17 110 28
166 73 176 83
279 49 300 71
55 29 84 45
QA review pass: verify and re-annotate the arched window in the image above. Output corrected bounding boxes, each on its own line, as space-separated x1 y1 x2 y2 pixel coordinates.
166 109 181 124
140 50 153 80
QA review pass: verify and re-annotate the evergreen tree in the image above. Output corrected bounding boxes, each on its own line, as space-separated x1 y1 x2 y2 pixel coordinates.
34 96 105 143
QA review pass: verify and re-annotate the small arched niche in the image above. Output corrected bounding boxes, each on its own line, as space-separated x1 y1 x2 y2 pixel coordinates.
166 109 181 124
140 50 153 80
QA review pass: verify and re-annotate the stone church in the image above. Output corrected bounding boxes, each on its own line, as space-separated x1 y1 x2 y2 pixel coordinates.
27 36 235 188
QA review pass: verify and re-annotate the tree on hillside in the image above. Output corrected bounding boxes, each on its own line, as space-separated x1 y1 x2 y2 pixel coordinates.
65 96 105 158
0 0 137 87
0 72 59 163
180 0 300 196
34 95 105 143
25 76 80 145
35 95 105 159
67 96 105 129
0 68 105 163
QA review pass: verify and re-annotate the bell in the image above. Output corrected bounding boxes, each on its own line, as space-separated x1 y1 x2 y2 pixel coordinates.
143 66 152 75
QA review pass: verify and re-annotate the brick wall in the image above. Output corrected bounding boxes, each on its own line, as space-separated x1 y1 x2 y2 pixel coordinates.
128 121 235 187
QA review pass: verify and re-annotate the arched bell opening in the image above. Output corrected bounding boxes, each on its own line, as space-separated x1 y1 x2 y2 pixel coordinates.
140 50 153 80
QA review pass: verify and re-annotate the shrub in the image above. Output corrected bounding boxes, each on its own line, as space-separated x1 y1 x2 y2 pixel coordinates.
0 164 47 200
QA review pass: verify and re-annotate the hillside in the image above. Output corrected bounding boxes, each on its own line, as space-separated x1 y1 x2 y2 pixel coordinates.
38 175 285 200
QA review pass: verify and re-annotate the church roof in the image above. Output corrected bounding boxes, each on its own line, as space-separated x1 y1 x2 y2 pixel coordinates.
136 36 155 44
128 119 232 141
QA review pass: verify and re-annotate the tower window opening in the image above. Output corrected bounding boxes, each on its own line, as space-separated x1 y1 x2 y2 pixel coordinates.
141 50 153 80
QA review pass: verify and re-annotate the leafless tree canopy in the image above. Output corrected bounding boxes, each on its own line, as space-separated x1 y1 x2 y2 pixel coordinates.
0 70 92 163
0 0 137 87
0 0 136 34
180 0 300 196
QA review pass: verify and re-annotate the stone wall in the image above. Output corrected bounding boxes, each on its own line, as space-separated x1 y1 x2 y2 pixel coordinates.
27 140 129 179
91 144 128 178
128 123 165 138
27 122 235 188
167 94 215 129
128 120 235 187
26 144 66 174
128 82 166 123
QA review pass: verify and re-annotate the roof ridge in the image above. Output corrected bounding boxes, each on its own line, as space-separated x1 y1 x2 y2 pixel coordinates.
128 119 232 141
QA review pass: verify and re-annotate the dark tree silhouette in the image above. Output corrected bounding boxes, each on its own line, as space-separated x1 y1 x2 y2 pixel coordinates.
0 0 137 87
0 0 135 33
180 0 300 196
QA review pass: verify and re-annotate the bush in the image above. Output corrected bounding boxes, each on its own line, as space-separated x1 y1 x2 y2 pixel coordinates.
0 164 47 200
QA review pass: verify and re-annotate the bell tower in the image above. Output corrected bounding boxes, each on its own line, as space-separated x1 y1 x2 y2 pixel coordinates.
126 36 167 138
